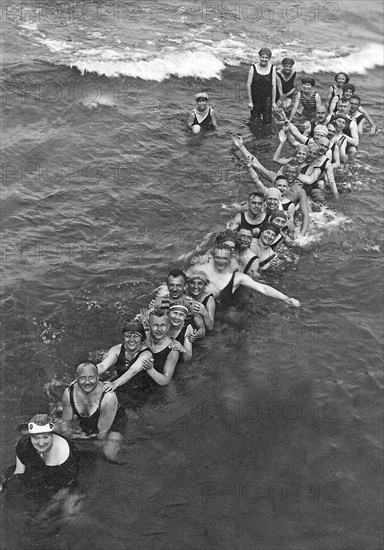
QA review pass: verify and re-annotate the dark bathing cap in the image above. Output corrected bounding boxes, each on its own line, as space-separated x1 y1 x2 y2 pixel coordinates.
269 210 287 222
261 223 279 235
282 57 294 65
333 114 349 123
122 322 146 339
301 76 315 86
259 47 272 58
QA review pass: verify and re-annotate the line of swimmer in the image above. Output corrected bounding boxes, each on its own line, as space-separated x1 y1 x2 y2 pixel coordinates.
1 48 378 502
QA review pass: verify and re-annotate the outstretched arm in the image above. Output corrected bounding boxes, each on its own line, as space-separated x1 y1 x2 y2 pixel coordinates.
289 91 300 121
297 167 321 185
358 106 376 134
234 272 300 307
273 131 291 165
297 188 309 236
97 345 120 375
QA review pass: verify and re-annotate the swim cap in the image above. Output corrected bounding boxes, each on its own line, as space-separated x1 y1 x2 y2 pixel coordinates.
264 188 282 201
122 322 146 339
28 414 53 434
295 144 309 154
313 125 328 136
342 83 355 93
301 76 315 86
259 47 272 58
169 304 189 314
282 57 294 65
335 72 349 84
269 210 287 222
261 223 279 236
333 114 349 123
187 270 210 285
195 91 209 100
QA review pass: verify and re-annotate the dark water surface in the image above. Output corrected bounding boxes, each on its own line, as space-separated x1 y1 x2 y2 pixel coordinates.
1 1 383 548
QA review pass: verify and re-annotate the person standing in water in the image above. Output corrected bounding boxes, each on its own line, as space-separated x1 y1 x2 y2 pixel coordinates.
188 92 218 134
247 47 277 123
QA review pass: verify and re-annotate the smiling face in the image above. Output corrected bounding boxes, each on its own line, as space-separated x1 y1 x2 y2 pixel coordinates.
169 309 187 328
187 278 206 298
327 124 336 138
248 195 263 215
237 229 253 250
271 216 286 229
336 73 347 87
302 82 312 94
334 117 346 131
282 63 293 74
284 165 299 184
123 331 142 352
167 275 185 300
316 107 327 123
149 314 169 340
316 138 329 155
259 54 270 66
295 149 308 163
77 364 98 393
260 229 277 246
212 248 232 271
337 101 349 115
275 179 289 194
30 433 54 455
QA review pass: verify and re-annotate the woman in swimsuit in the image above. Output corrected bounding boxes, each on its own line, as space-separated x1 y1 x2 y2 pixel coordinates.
290 76 321 122
249 224 279 271
329 83 356 115
276 57 296 111
167 304 193 362
327 72 349 109
186 270 216 331
273 129 308 169
196 244 300 307
188 91 218 134
98 322 153 394
247 47 277 123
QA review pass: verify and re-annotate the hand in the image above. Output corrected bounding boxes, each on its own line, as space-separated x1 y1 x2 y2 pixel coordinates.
248 101 253 109
272 102 278 111
192 301 207 317
278 129 287 143
142 358 154 371
103 381 116 392
369 125 376 135
286 298 300 307
230 133 243 148
168 340 186 353
187 328 198 343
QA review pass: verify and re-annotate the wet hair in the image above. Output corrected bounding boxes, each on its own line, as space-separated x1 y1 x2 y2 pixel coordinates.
301 76 315 86
335 72 349 84
350 95 361 104
269 210 287 222
338 97 350 105
274 175 289 183
149 309 169 321
76 361 98 376
122 321 146 340
167 269 187 285
215 230 237 246
248 191 264 200
342 83 356 94
29 413 52 426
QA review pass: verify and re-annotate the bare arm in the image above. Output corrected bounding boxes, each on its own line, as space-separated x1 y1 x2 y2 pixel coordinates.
203 296 216 330
14 455 26 475
247 66 254 106
187 110 195 127
330 142 340 167
234 272 300 306
103 350 153 392
344 121 359 147
358 106 376 134
326 85 334 107
289 91 300 121
248 160 276 185
192 312 206 340
271 66 277 106
297 166 321 185
143 349 179 386
328 95 339 115
315 92 322 110
227 212 242 232
98 392 119 438
286 121 307 144
324 163 338 197
61 387 74 422
97 345 121 375
210 108 218 129
273 132 291 165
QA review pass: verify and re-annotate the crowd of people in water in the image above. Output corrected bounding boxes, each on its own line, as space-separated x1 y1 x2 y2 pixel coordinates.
1 47 377 507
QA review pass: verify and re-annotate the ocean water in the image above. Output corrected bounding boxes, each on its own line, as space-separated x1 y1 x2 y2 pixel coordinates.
1 1 383 549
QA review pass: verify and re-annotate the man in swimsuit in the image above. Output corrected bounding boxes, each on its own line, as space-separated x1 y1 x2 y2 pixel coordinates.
349 95 376 135
227 192 266 236
302 105 328 137
234 228 261 279
142 309 180 385
188 92 218 134
154 269 205 339
330 97 359 159
60 362 124 461
195 244 300 307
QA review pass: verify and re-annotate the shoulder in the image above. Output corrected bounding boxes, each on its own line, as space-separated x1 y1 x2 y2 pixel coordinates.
101 390 118 407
